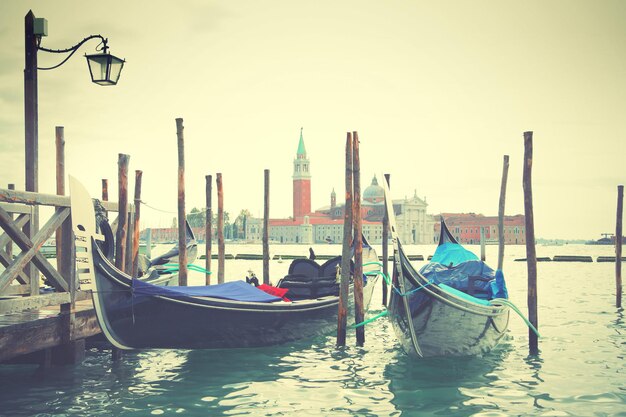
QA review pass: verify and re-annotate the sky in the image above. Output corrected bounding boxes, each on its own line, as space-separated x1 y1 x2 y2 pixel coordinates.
1 0 624 240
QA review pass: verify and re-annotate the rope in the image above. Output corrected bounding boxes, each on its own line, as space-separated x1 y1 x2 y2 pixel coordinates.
162 263 212 275
490 298 541 338
350 310 388 328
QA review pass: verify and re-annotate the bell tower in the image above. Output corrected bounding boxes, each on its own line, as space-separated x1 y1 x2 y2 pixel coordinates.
293 127 311 219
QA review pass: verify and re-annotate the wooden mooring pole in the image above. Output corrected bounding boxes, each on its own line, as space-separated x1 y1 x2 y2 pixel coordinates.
56 125 83 364
263 169 270 285
498 155 510 271
176 118 188 286
101 179 108 203
352 132 365 346
337 132 353 347
382 173 390 307
523 132 539 355
132 170 143 278
616 184 623 308
205 175 212 285
217 173 225 284
115 154 130 272
480 227 486 261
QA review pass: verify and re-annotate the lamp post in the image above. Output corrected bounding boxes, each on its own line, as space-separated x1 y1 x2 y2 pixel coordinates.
23 10 125 293
24 10 125 196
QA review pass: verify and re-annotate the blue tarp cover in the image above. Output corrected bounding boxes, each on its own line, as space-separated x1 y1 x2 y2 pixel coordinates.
430 242 479 267
421 242 508 300
131 279 282 303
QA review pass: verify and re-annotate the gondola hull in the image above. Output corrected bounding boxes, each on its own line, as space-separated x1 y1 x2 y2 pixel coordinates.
388 278 509 357
91 240 378 350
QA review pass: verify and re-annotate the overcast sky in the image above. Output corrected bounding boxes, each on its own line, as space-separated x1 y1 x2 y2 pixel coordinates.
1 0 624 240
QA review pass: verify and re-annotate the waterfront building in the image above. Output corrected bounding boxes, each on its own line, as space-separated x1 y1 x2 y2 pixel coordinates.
434 213 526 245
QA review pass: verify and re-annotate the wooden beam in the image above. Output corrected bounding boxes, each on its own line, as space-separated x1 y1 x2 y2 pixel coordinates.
0 248 30 284
0 206 69 292
0 203 31 215
0 291 90 314
0 302 99 362
0 213 29 248
0 188 117 212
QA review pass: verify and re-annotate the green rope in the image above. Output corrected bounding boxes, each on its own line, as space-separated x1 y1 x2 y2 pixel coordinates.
350 310 388 328
490 298 541 338
163 263 212 275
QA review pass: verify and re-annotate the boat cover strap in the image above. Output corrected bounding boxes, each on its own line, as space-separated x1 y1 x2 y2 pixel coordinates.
131 279 282 303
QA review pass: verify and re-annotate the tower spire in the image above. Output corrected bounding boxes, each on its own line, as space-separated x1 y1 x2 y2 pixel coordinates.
296 127 307 158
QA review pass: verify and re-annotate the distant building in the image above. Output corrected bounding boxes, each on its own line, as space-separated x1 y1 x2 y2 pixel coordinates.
434 213 526 245
254 129 436 244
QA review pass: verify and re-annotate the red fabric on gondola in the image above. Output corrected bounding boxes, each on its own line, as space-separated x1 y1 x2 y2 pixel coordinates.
257 284 291 302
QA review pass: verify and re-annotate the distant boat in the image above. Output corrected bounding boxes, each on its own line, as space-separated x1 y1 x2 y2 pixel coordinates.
586 235 625 245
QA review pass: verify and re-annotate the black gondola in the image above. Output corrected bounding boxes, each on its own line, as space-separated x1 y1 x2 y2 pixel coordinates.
382 179 510 357
69 177 380 350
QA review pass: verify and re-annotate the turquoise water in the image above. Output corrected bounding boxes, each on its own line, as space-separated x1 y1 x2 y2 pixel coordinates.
0 244 624 416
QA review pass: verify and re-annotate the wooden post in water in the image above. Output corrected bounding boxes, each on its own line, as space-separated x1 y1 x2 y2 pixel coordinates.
101 179 109 203
55 126 74 298
115 154 130 272
263 169 270 285
480 227 486 261
55 127 65 267
132 170 143 278
523 131 539 355
55 125 82 363
352 132 365 346
205 175 212 285
176 118 188 286
125 212 134 274
497 155 510 271
382 174 390 307
145 228 152 259
616 185 623 308
337 132 353 347
217 173 225 284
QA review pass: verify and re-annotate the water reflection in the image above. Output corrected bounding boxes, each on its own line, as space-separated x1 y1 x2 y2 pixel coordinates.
384 343 511 416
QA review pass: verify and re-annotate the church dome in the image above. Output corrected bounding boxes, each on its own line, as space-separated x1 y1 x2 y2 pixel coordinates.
363 176 384 203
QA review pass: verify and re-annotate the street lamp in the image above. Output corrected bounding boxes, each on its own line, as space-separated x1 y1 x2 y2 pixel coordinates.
24 10 125 195
23 10 125 271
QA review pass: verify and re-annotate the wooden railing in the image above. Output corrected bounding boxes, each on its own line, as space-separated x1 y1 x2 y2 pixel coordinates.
0 188 118 314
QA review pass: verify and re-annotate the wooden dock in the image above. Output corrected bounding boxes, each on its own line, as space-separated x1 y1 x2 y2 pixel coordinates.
0 297 100 364
0 186 120 365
